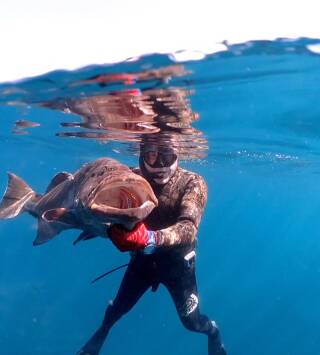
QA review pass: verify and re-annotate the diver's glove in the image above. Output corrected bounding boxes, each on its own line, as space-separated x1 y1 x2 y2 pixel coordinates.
108 222 158 253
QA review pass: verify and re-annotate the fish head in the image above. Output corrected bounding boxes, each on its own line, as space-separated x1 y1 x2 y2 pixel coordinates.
88 173 158 229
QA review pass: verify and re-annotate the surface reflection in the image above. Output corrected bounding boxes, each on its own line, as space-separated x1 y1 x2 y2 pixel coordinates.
41 65 207 159
12 119 40 135
70 64 190 87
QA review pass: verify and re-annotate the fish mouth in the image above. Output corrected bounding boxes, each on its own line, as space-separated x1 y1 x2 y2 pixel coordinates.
89 181 157 222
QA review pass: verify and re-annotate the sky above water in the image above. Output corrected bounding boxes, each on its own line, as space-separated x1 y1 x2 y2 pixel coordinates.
1 0 320 82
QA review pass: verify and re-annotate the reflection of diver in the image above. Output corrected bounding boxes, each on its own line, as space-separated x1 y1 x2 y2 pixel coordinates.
77 134 227 355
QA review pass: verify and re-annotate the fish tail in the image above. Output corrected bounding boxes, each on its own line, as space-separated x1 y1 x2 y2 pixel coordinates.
0 173 36 219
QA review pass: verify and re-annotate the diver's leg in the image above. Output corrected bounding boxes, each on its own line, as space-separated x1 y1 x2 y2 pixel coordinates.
163 258 227 355
207 321 227 355
77 258 151 355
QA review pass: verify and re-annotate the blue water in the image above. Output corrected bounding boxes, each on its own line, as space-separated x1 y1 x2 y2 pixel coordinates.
1 38 320 355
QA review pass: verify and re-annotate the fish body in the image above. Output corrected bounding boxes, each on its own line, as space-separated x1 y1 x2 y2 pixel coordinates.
0 158 157 246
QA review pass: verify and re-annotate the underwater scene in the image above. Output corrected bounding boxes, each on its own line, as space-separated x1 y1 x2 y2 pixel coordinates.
1 38 320 355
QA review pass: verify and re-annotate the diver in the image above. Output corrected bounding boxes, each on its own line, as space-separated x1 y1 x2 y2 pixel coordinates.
77 133 227 355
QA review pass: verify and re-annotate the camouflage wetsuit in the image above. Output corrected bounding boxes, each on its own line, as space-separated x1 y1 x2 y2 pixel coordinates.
78 167 226 355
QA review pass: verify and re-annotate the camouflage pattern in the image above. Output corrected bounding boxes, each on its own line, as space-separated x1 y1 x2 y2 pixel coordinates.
133 167 207 250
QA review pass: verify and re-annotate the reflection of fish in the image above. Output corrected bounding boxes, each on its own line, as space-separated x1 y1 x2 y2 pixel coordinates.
0 158 157 246
43 92 160 136
14 119 40 129
12 120 41 135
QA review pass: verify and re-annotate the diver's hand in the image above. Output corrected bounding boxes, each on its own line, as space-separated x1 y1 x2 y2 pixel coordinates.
108 222 158 252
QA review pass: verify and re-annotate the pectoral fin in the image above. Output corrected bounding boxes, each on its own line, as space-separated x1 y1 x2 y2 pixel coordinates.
42 208 78 226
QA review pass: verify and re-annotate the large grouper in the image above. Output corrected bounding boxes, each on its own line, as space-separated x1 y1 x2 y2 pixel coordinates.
0 158 158 246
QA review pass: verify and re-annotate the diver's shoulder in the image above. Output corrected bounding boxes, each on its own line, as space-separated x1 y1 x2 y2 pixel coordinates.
176 167 204 181
176 167 207 190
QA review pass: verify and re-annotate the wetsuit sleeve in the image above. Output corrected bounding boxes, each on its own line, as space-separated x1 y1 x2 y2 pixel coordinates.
157 175 208 247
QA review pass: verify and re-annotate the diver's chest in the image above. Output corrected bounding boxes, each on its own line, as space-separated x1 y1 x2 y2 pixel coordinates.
155 185 181 217
146 184 182 228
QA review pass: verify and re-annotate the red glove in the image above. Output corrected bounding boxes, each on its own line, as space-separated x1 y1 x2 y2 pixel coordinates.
108 222 157 252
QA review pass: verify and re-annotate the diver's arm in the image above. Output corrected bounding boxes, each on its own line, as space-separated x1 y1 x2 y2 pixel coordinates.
156 175 208 247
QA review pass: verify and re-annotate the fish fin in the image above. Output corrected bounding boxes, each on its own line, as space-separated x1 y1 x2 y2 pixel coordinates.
33 218 69 246
0 173 36 219
73 231 97 245
42 208 78 226
45 172 73 193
